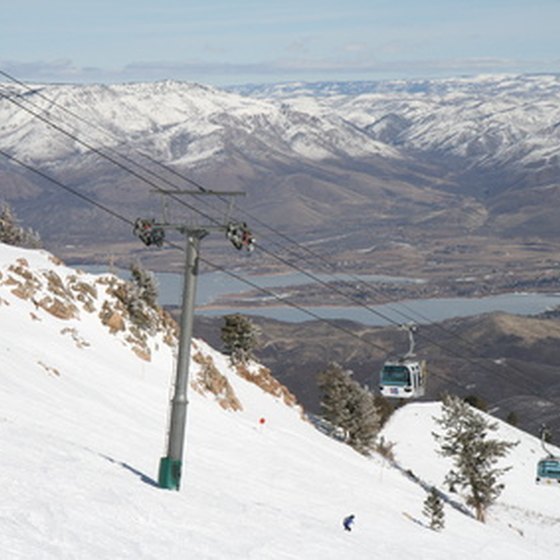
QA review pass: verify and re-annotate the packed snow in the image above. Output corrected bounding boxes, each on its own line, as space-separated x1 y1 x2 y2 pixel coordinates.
0 242 558 559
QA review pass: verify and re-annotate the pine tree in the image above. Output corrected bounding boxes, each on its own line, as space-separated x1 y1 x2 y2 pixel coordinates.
114 261 159 331
423 487 445 531
432 394 518 522
317 362 381 455
347 382 382 454
317 362 353 431
130 261 158 307
463 394 488 412
221 314 259 365
0 204 42 248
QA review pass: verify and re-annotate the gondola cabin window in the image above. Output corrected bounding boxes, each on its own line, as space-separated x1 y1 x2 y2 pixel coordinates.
381 365 410 385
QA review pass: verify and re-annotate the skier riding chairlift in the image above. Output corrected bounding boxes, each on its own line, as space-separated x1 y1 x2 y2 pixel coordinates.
226 222 254 252
134 218 165 247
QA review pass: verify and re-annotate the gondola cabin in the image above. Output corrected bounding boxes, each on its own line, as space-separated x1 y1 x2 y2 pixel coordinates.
379 359 426 399
536 457 560 486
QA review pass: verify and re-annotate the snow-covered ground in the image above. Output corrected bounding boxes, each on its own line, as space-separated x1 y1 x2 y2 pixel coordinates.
0 242 558 559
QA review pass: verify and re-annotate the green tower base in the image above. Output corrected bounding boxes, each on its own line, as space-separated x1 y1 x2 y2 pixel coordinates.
158 457 182 490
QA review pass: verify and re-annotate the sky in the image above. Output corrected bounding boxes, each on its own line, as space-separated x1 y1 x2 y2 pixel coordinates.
2 1 560 86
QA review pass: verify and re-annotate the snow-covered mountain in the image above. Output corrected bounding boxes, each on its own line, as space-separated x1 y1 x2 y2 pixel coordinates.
232 74 560 174
1 73 559 260
1 241 559 559
0 80 398 169
2 74 559 174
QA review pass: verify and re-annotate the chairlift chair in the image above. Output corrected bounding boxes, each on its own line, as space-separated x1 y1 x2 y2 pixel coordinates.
133 218 165 247
226 221 255 252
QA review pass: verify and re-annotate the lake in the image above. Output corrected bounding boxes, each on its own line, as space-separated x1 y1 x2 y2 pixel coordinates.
78 264 560 326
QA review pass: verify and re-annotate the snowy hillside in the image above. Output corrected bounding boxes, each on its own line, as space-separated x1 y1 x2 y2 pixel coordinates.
241 74 560 172
3 74 559 174
0 80 397 168
1 242 559 559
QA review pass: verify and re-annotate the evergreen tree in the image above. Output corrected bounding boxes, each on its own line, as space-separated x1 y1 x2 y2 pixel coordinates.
221 314 259 365
432 394 518 523
130 261 158 307
373 393 394 427
317 362 381 455
0 204 42 248
113 262 159 332
317 362 354 431
423 487 445 531
347 382 382 454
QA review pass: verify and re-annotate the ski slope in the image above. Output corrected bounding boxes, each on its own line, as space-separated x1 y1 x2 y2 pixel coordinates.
0 242 558 559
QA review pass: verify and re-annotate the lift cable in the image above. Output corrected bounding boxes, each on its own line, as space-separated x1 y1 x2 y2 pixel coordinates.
0 76 499 364
0 75 540 395
0 147 392 356
0 147 520 396
0 73 504 351
0 87 221 229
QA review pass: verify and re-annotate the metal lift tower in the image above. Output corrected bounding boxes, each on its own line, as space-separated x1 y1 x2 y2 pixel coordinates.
134 190 253 490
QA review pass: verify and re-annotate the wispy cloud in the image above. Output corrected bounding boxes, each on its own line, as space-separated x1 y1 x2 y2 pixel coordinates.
2 56 559 86
342 43 368 54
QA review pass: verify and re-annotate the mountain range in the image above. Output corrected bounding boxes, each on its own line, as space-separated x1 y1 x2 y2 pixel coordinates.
1 74 559 277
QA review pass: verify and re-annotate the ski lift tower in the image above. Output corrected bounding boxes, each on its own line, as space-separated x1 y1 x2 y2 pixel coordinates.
134 189 253 491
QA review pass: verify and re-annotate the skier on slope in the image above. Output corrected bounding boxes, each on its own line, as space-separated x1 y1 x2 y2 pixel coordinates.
342 514 355 532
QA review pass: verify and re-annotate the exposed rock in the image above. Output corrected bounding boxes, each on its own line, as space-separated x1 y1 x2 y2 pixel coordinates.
236 364 298 408
39 296 78 320
48 255 65 266
8 263 33 281
60 327 90 349
99 302 125 333
37 360 60 377
11 285 35 300
132 346 151 362
192 352 243 411
15 258 29 267
45 271 71 299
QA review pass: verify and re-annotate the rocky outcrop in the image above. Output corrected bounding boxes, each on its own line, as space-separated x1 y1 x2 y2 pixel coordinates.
191 351 243 412
0 252 177 362
236 363 298 408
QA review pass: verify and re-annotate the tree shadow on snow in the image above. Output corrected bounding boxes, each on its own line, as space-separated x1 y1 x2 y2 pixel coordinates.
391 461 474 519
